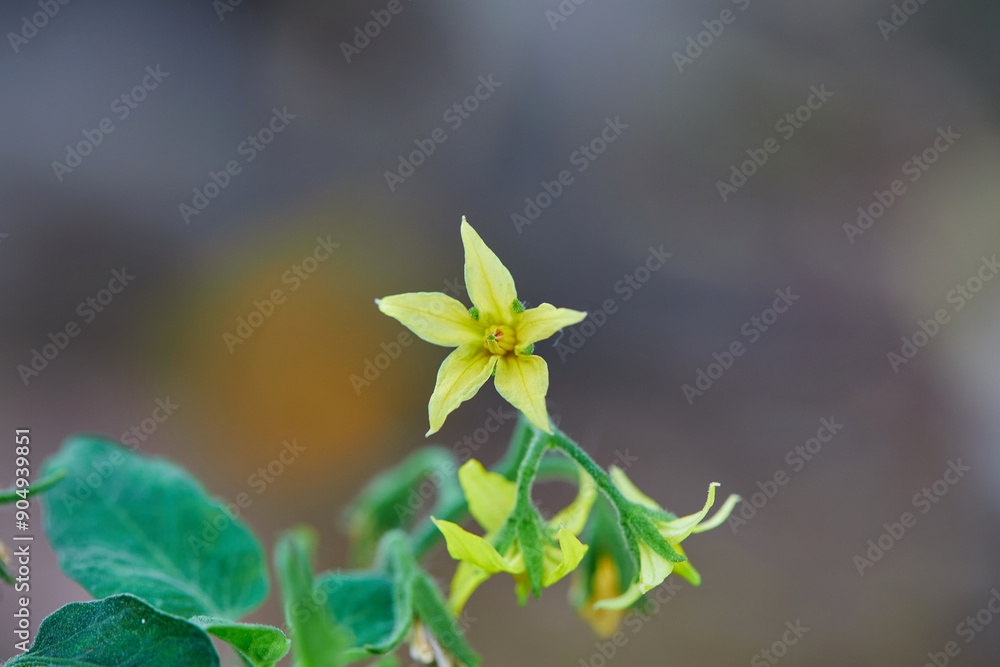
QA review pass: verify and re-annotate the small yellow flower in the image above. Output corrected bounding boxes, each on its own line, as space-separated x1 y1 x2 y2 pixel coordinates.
377 217 586 435
591 467 740 611
575 554 626 637
431 459 596 613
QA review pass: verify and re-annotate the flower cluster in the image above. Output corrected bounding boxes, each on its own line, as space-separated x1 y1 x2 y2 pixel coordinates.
373 218 739 641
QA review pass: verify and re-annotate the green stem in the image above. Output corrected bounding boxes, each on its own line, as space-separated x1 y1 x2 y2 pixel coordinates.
410 417 536 561
547 428 630 508
514 430 547 508
0 469 67 504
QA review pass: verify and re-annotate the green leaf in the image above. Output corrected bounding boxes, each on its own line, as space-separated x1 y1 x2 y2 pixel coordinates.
0 469 66 504
41 435 268 619
189 617 290 667
3 594 219 667
317 572 399 655
370 656 401 667
274 527 350 667
344 447 461 566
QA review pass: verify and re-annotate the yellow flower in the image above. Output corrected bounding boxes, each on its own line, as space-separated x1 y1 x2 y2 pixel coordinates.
431 459 596 613
377 217 586 435
591 467 740 611
575 554 626 637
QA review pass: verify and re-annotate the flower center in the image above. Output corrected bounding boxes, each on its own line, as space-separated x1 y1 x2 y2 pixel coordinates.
484 325 516 355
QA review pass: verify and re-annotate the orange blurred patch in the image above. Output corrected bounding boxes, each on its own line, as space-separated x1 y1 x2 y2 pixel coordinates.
158 228 416 498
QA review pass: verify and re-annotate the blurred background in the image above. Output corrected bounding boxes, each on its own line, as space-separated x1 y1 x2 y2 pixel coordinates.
2 0 1000 664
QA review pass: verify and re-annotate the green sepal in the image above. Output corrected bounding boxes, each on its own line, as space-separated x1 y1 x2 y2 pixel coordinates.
3 594 220 667
41 435 268 619
274 527 350 667
511 299 525 314
468 307 480 320
628 514 685 563
515 510 546 600
188 617 290 667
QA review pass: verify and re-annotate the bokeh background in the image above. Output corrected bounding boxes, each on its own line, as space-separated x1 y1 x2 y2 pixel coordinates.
3 0 1000 664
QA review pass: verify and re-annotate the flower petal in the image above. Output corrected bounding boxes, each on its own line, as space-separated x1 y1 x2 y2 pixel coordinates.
377 292 481 347
592 542 673 610
609 466 662 511
541 527 589 586
447 561 492 615
593 581 643 611
457 460 516 533
461 217 518 323
427 345 498 436
548 465 598 536
576 555 626 638
431 518 521 574
656 483 719 543
515 303 587 350
692 493 741 534
494 354 550 433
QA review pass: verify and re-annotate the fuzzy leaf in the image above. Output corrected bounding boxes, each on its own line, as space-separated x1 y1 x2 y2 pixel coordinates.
274 527 350 667
317 573 399 654
4 594 219 666
189 618 290 667
41 436 268 619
